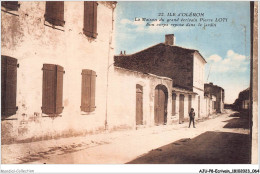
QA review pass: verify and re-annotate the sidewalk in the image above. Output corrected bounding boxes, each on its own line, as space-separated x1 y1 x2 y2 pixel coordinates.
2 110 245 164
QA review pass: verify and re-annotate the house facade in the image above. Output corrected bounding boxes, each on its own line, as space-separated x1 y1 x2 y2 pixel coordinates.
114 34 208 125
108 67 173 129
1 1 117 144
233 88 249 110
204 82 225 113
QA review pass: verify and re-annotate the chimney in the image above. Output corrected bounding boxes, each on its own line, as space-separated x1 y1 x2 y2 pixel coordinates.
165 34 175 46
209 82 213 85
120 51 122 55
124 50 126 55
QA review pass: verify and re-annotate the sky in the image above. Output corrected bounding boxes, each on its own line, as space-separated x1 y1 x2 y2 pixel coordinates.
114 1 251 104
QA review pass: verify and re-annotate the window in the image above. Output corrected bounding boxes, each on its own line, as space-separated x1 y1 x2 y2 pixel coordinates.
1 56 18 118
1 1 19 11
172 93 176 116
83 1 98 38
81 69 96 112
45 1 65 27
42 64 64 116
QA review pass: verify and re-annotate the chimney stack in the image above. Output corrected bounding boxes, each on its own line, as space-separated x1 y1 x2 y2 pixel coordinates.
124 50 126 55
120 51 122 55
165 34 175 46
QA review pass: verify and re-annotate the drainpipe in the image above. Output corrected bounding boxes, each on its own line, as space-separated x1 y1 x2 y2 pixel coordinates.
105 2 117 130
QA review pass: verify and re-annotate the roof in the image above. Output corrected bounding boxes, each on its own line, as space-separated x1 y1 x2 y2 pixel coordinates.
172 87 197 95
114 66 172 81
204 83 224 91
115 43 207 63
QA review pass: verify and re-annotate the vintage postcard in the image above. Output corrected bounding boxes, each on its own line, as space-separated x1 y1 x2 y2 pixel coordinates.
0 0 259 173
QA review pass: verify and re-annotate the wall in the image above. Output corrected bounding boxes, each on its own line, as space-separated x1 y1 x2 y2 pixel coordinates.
193 51 205 91
204 95 216 117
108 67 173 129
204 83 225 113
172 92 196 122
1 1 116 144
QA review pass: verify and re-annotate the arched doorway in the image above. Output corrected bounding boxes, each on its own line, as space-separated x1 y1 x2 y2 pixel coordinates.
154 85 168 125
136 84 143 125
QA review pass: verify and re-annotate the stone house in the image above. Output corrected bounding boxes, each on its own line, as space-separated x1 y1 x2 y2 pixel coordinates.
204 82 225 113
114 34 208 125
204 93 217 116
1 1 117 144
233 88 249 110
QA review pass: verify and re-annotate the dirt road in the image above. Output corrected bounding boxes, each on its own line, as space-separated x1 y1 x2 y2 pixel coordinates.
1 110 250 164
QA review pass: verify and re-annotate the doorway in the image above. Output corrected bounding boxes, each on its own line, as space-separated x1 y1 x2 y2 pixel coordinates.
154 85 168 125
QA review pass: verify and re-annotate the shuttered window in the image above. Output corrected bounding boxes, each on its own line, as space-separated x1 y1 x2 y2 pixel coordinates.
81 69 96 112
42 64 64 115
172 93 176 116
83 1 98 38
45 1 65 27
1 1 20 11
1 56 18 118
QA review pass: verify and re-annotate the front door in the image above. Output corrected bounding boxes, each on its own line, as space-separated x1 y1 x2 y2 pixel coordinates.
179 94 184 123
136 85 143 125
154 85 167 125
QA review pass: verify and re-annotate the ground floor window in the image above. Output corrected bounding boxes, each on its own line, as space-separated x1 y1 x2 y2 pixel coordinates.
81 69 96 112
1 55 18 118
42 64 64 115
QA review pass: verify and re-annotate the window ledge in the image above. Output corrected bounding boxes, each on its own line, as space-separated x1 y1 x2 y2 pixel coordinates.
1 7 19 16
1 117 18 121
42 114 62 118
44 20 65 32
80 111 96 115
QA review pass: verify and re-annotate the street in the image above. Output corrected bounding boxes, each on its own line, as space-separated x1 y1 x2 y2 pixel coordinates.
1 109 250 164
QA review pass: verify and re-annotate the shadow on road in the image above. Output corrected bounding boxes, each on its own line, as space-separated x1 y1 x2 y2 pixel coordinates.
127 131 250 164
223 111 249 129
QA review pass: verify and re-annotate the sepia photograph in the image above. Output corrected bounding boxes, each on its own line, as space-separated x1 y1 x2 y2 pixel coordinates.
0 0 259 173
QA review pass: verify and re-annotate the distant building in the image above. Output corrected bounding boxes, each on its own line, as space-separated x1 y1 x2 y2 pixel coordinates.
233 88 249 110
204 83 225 113
114 34 208 125
204 93 217 116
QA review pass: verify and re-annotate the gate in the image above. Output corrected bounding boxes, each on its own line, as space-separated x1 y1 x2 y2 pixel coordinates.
154 85 168 125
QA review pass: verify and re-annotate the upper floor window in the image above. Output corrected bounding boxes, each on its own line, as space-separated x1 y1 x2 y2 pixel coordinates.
83 1 98 38
45 1 65 27
1 1 20 11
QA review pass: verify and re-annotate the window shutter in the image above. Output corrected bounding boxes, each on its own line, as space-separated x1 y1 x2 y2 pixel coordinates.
56 65 64 114
42 64 56 114
45 1 65 27
172 93 176 116
93 2 98 38
42 64 64 115
1 1 19 11
81 69 96 112
83 1 98 38
90 70 96 112
1 56 18 117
